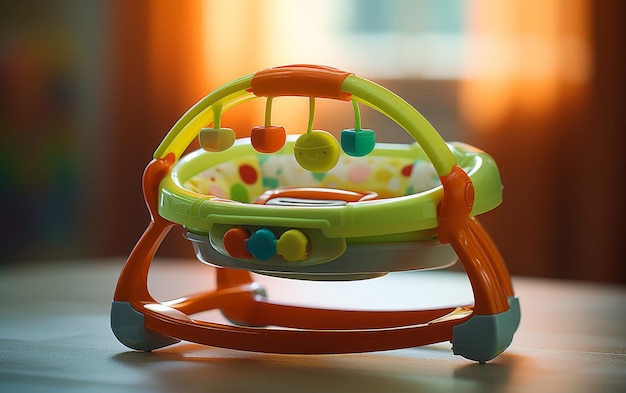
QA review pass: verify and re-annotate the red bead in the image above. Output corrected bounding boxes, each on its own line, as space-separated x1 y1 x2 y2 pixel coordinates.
251 125 286 153
223 228 252 259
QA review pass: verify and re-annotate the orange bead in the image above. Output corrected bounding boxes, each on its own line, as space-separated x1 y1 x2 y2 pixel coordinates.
222 227 252 259
251 125 286 153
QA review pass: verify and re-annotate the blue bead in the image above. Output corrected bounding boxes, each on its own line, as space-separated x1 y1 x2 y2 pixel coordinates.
247 229 277 260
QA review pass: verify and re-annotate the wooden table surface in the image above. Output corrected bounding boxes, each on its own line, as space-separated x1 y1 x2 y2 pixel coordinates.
1 258 624 392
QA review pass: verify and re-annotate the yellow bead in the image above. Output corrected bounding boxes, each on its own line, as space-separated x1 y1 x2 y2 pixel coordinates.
293 131 340 172
276 229 309 261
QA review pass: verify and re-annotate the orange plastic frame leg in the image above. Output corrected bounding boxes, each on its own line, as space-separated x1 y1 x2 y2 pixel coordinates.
112 157 477 355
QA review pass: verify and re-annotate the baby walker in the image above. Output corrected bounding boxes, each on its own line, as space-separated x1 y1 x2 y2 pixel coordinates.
111 65 520 363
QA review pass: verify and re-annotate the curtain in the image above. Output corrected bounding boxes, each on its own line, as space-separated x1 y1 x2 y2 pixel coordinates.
459 0 625 282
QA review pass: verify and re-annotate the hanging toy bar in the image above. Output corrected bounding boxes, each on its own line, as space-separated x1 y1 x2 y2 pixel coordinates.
111 65 520 363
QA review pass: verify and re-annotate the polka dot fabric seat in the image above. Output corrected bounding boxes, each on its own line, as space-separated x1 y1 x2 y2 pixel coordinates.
183 155 265 203
183 147 440 202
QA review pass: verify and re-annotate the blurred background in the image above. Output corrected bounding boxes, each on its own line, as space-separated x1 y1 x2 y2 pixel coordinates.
1 0 623 283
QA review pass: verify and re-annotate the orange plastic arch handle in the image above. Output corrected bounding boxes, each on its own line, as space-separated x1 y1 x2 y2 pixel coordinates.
250 65 353 100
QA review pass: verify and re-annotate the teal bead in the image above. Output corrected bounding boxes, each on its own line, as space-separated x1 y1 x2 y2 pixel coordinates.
340 129 376 157
247 229 277 260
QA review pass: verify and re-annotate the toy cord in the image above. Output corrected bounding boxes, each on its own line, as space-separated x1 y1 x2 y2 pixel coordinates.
307 97 315 134
212 102 223 128
352 98 362 131
264 97 273 127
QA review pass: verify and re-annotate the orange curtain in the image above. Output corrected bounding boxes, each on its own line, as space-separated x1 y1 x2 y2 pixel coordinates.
460 0 590 133
459 0 625 282
98 1 215 258
97 0 273 258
